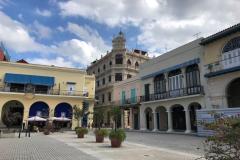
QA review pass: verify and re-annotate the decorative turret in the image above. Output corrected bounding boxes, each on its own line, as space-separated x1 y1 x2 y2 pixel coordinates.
112 31 126 50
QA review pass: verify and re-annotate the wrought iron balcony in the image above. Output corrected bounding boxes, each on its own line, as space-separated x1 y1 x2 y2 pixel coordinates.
141 86 204 102
205 52 240 77
0 85 92 98
114 96 141 106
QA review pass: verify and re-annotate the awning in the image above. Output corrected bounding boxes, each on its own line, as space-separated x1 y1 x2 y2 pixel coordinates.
28 116 47 122
141 58 200 80
4 73 55 86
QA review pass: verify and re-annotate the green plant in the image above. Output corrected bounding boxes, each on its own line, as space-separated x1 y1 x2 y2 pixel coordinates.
43 122 52 135
109 129 126 142
203 115 240 160
76 127 88 135
94 128 109 137
93 109 104 129
110 107 121 130
73 105 83 127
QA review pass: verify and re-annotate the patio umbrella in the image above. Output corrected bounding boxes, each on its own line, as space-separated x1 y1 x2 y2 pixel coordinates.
28 116 47 122
49 117 71 121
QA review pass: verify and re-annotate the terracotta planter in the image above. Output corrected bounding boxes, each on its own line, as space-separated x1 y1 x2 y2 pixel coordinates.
110 138 122 148
96 135 104 143
77 133 84 138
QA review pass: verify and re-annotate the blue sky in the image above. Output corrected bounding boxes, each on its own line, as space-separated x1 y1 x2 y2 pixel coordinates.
0 0 239 69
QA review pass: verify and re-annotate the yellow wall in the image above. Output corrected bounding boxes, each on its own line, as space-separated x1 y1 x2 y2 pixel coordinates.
0 61 95 129
203 32 240 65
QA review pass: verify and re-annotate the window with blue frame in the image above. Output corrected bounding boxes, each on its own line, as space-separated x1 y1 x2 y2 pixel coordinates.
131 88 136 103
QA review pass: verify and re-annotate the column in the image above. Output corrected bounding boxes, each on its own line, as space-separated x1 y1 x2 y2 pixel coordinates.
152 111 158 131
140 107 146 130
184 107 192 133
129 108 133 130
121 109 124 129
166 107 173 132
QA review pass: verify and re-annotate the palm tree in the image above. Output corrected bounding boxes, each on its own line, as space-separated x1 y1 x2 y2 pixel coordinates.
110 106 121 131
73 105 83 127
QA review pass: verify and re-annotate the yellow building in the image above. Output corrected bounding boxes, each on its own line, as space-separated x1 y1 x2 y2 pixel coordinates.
201 23 240 109
0 61 95 130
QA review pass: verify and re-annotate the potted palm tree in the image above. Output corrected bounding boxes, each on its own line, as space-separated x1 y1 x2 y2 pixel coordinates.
94 129 108 143
93 109 108 142
109 107 126 147
76 127 88 138
73 105 83 129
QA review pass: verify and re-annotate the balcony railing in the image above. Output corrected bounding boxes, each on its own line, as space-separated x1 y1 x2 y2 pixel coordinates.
114 96 141 106
205 51 240 75
0 86 92 98
141 86 204 102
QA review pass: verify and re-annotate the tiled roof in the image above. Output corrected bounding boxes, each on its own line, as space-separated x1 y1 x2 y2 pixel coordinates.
200 23 240 45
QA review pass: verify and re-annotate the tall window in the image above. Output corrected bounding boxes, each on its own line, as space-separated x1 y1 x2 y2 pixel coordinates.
103 64 106 70
97 80 100 87
186 64 200 88
108 75 111 82
127 59 131 66
109 61 112 66
154 74 166 94
98 68 100 73
102 94 105 103
102 78 105 85
135 62 139 68
168 69 183 91
108 92 111 102
115 73 122 81
115 54 123 64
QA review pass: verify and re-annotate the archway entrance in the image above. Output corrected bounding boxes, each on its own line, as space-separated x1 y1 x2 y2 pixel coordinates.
1 100 24 128
227 78 240 108
29 101 49 118
54 103 72 129
155 106 168 131
172 105 186 131
189 103 201 132
145 107 153 130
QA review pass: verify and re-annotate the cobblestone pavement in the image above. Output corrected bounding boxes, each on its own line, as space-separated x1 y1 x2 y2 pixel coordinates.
51 131 205 160
0 133 97 160
125 131 205 155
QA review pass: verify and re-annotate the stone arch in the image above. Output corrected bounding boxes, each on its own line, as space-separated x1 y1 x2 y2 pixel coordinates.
1 100 24 128
155 106 168 131
54 102 73 118
226 77 240 108
145 107 153 130
188 102 201 132
171 104 186 131
29 101 49 118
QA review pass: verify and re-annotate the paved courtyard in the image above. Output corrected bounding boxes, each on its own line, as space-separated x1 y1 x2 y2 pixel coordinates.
0 131 205 160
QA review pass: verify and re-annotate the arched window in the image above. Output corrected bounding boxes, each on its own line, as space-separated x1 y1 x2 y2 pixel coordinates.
135 62 139 68
127 59 131 66
103 64 106 70
115 54 123 64
186 64 200 87
222 37 240 69
154 74 166 94
186 64 201 94
109 61 112 66
168 69 183 91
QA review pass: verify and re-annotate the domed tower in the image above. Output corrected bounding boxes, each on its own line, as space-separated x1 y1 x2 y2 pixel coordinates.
112 31 126 51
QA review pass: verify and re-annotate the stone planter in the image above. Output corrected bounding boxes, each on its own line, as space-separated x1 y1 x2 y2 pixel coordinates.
110 138 122 148
95 135 104 143
77 133 84 138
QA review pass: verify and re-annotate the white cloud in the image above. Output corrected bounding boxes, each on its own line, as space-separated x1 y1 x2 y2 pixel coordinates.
28 57 75 68
0 11 48 53
52 39 99 66
35 8 52 17
57 26 64 32
31 20 52 39
67 22 110 53
58 0 240 55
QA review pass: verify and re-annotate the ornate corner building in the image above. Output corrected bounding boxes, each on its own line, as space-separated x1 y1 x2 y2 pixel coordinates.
87 31 150 127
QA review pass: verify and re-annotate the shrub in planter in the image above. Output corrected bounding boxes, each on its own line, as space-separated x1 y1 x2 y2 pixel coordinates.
76 128 88 138
75 127 81 134
94 129 109 143
109 129 126 148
